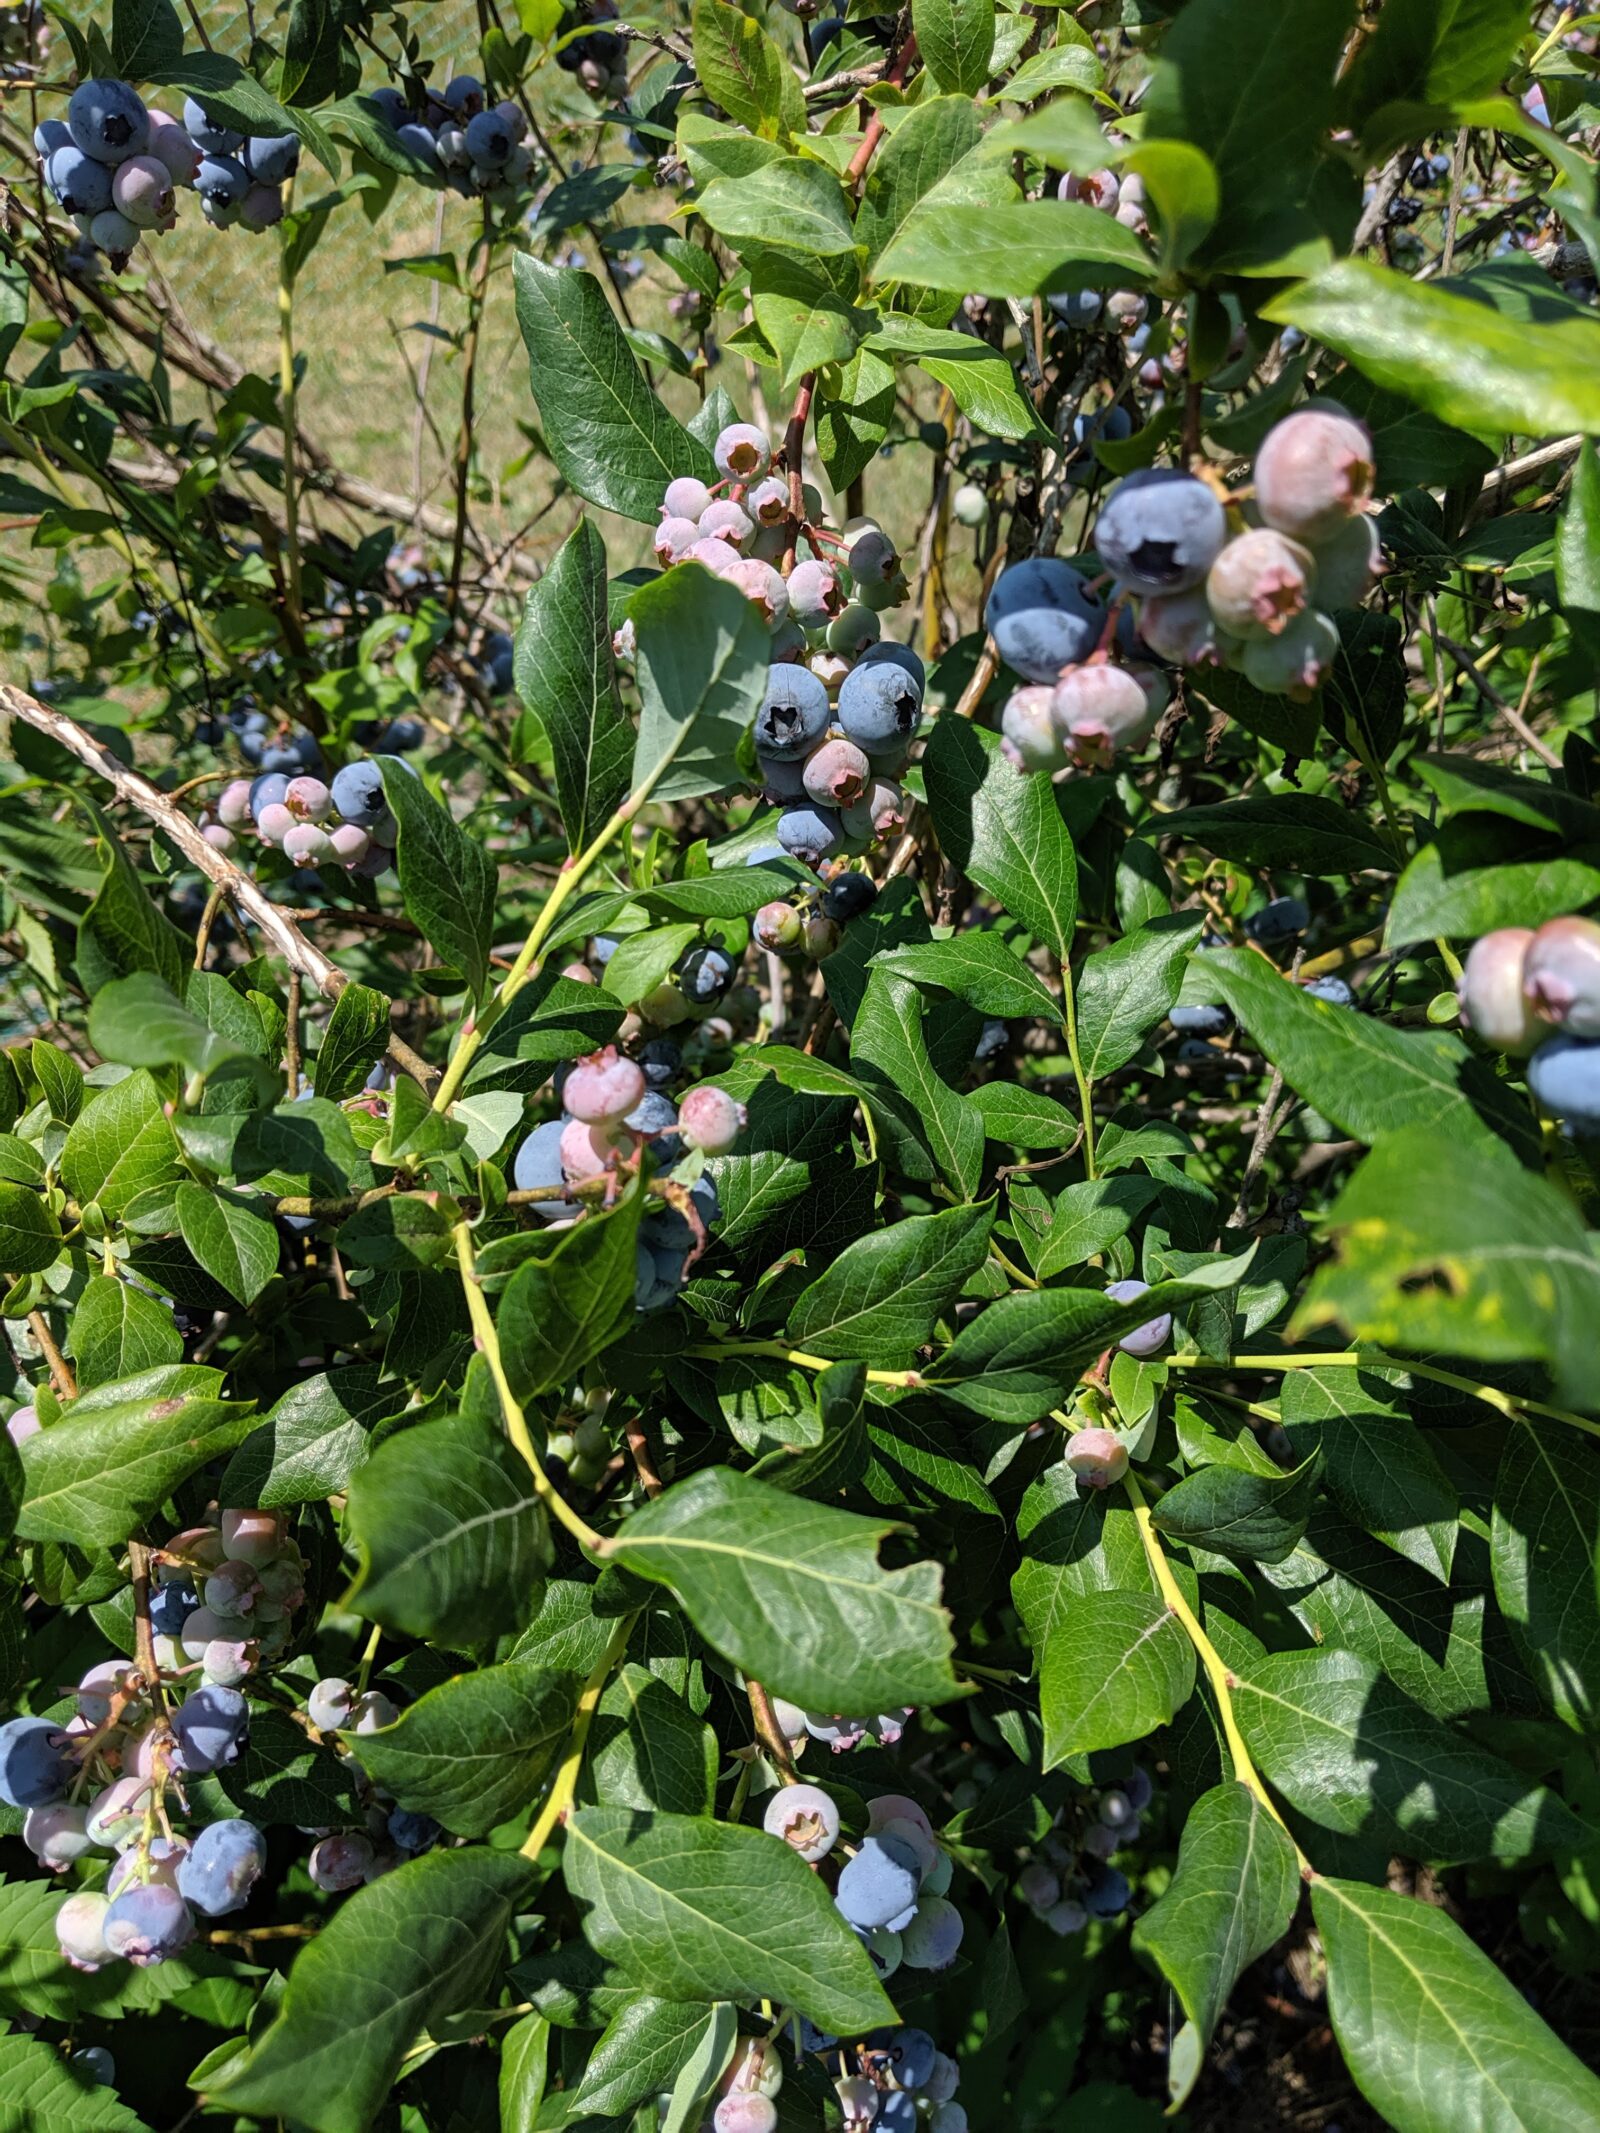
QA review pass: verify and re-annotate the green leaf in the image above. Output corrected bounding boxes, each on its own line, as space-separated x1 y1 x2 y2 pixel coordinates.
816 348 897 491
1036 1175 1160 1279
969 1083 1079 1149
1235 1648 1594 1862
86 972 252 1081
377 761 496 1004
214 1850 532 2133
1386 839 1600 950
217 1705 362 1830
464 969 624 1097
698 159 856 258
750 258 863 393
564 1808 896 2035
350 1661 575 1836
1131 1783 1302 2110
1159 793 1396 874
875 198 1151 296
1264 259 1600 439
1556 439 1600 668
1296 1128 1600 1405
609 1465 959 1712
498 1187 644 1402
929 1252 1255 1424
220 1366 399 1509
569 1995 722 2122
1490 1424 1600 1736
690 0 804 140
1142 0 1354 273
0 2031 151 2132
598 925 701 1010
67 1276 182 1391
1279 1365 1457 1583
912 0 994 97
1041 1589 1196 1764
513 257 715 525
0 1182 59 1275
1152 1449 1320 1565
313 984 392 1104
1076 914 1204 1080
516 523 636 854
111 0 184 77
174 1183 279 1308
17 1383 256 1546
1339 0 1530 122
589 1663 718 1816
873 932 1060 1020
787 1201 995 1360
850 967 985 1198
73 797 187 998
1203 951 1531 1158
500 2012 549 2133
630 564 771 807
924 720 1077 963
855 96 985 268
345 1413 547 1648
1312 1876 1600 2133
867 318 1050 443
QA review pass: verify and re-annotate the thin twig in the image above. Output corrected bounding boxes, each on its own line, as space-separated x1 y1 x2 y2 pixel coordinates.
29 1309 75 1399
1430 631 1564 768
746 1679 801 1785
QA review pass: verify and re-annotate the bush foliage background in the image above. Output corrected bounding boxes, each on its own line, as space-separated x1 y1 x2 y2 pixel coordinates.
3 0 1600 2129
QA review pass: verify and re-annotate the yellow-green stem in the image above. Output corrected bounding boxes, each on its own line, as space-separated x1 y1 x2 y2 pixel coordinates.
455 1220 611 1553
521 1612 636 1860
278 189 303 641
1060 958 1097 1180
1170 1348 1600 1443
686 1341 922 1389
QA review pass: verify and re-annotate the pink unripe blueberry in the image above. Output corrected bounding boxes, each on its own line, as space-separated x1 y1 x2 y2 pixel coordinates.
1001 684 1061 772
1106 290 1148 335
1137 586 1230 667
713 423 771 481
166 1525 227 1572
713 2096 777 2133
1206 528 1317 638
559 1116 624 1182
24 1802 95 1870
329 823 371 867
762 1781 840 1861
563 1044 646 1125
1457 928 1539 1053
663 477 713 519
256 801 294 846
56 1890 113 1971
747 476 791 526
803 737 870 807
146 111 201 185
654 515 700 566
1105 1276 1171 1356
283 823 334 867
308 1833 374 1891
699 497 754 547
728 556 789 626
111 156 175 228
1522 915 1600 1036
1254 407 1376 542
688 538 740 579
836 2076 880 2130
1051 663 1158 768
78 1660 143 1728
1059 166 1120 212
284 775 332 822
108 1834 189 1896
6 1404 38 1448
720 2037 784 2100
678 1084 747 1155
1065 1426 1129 1490
217 778 254 828
788 557 844 630
221 1507 286 1565
753 901 804 952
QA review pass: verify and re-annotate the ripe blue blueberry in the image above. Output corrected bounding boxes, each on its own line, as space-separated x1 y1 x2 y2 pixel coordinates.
331 761 388 827
1049 288 1103 329
395 120 440 164
387 1808 442 1852
623 1090 679 1138
873 2027 937 2091
177 1818 266 1917
820 873 877 923
45 146 113 217
1304 974 1354 1008
1169 1003 1230 1037
985 558 1106 684
755 665 830 760
1104 1277 1171 1358
875 2092 918 2133
635 1237 689 1311
835 1832 922 1930
464 109 514 165
1083 1862 1131 1917
88 208 140 255
1528 1033 1600 1136
1094 469 1228 595
776 804 842 867
244 132 300 185
103 1883 195 1966
638 1037 682 1088
171 1684 248 1774
182 97 242 154
900 1896 963 1970
1246 896 1310 944
0 1717 73 1809
195 155 249 210
68 80 151 164
837 661 922 750
149 1578 199 1637
34 119 71 158
514 1119 581 1219
679 944 735 1002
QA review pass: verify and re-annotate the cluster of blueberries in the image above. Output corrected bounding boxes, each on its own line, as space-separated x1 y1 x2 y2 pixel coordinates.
297 1675 442 1890
0 1508 306 1972
511 1043 746 1313
1459 916 1600 1133
1015 1767 1154 1934
995 405 1381 779
638 419 924 944
368 75 535 200
201 754 419 878
757 1778 966 2132
553 1 631 102
37 79 301 266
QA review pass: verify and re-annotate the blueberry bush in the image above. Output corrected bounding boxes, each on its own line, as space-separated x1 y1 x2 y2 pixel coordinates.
3 1 1600 2127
